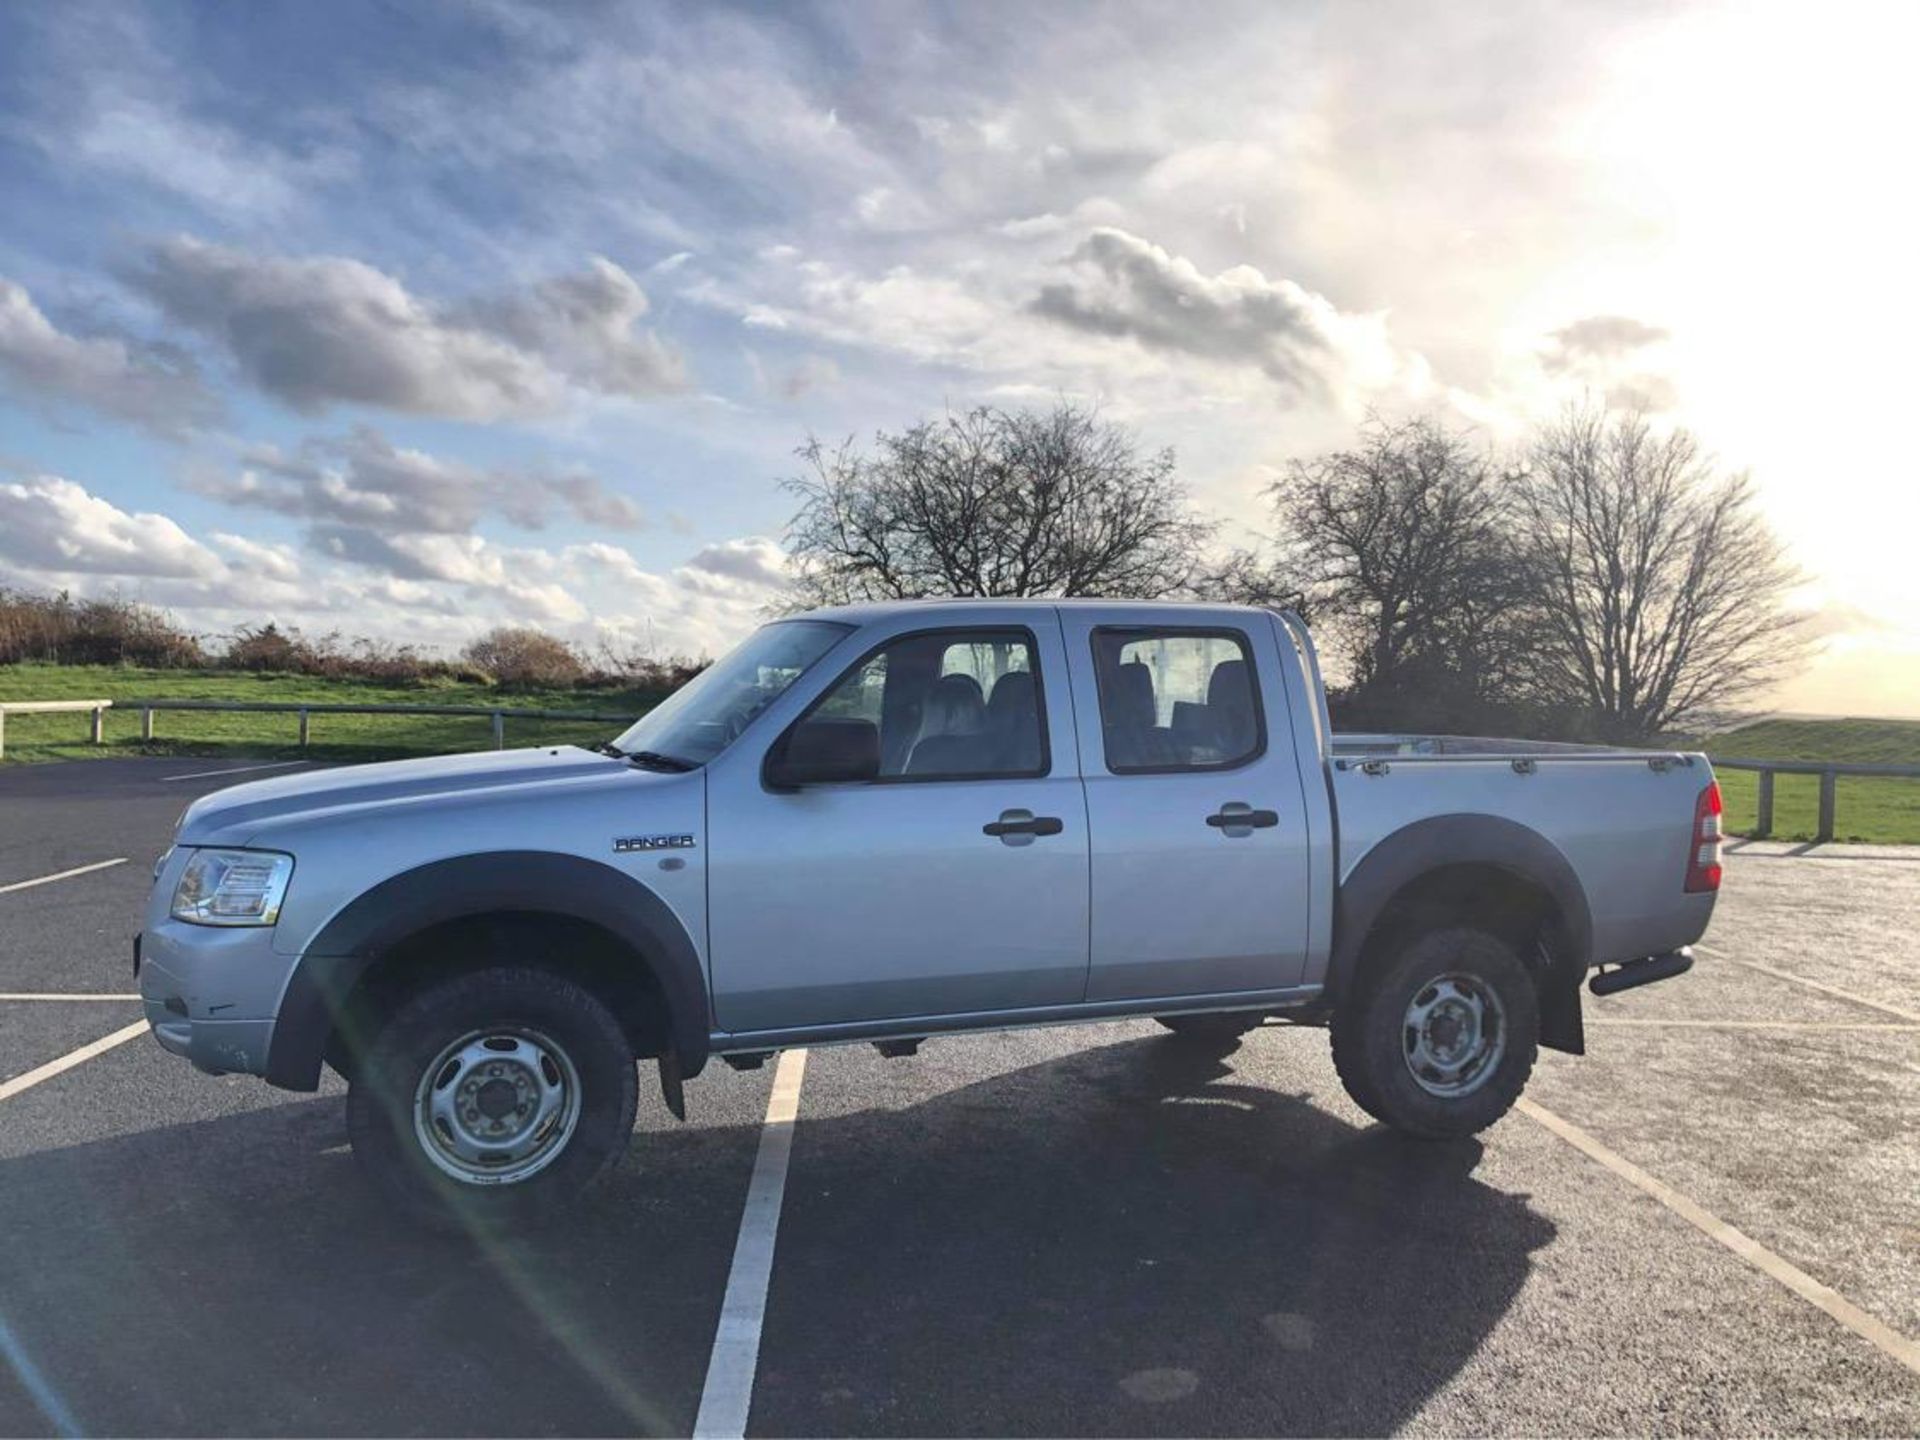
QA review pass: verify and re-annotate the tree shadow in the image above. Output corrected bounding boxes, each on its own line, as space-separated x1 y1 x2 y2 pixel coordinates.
0 1034 1553 1437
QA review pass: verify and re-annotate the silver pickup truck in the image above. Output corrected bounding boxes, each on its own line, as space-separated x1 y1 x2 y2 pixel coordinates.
136 599 1721 1223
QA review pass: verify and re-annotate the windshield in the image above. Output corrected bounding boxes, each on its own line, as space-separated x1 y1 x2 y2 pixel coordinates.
610 619 851 766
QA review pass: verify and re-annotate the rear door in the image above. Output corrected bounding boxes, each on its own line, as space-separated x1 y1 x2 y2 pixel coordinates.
1058 606 1315 1000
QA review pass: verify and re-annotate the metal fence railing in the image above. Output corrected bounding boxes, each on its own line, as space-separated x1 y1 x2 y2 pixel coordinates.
0 699 113 758
0 698 636 759
1708 757 1920 842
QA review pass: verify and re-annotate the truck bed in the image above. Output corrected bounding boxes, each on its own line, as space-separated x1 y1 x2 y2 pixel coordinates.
1332 732 1681 760
1324 731 1714 966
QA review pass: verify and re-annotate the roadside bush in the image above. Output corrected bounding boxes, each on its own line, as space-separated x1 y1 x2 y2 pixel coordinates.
2 580 705 695
224 622 310 672
224 624 464 685
339 639 467 686
462 627 586 688
0 587 205 667
581 637 706 695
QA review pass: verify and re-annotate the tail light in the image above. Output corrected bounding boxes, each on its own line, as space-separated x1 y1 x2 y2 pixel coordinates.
1684 781 1723 892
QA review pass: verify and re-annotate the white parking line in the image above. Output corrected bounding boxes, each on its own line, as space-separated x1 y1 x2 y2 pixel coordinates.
0 858 127 895
1587 1018 1920 1031
1518 1097 1920 1376
164 760 309 782
0 993 141 1001
694 1048 809 1440
0 1020 149 1103
1695 944 1920 1024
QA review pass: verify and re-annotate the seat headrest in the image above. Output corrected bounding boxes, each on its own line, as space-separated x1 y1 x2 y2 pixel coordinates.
1110 660 1158 730
1207 658 1257 753
921 673 987 738
986 669 1036 724
1207 658 1250 710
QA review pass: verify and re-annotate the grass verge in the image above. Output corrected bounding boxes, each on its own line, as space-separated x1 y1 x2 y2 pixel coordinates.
1703 717 1920 844
0 664 659 764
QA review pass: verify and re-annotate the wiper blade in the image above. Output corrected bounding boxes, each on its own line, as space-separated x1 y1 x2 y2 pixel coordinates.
627 749 699 772
588 741 627 757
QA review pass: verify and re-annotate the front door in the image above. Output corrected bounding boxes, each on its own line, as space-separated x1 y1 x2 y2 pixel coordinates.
1058 609 1315 1000
706 616 1089 1034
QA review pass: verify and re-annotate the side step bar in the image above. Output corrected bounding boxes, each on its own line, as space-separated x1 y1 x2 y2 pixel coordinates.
1588 948 1694 997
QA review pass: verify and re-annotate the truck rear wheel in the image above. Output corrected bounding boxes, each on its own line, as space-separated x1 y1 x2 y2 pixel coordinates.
346 966 638 1228
1330 926 1538 1139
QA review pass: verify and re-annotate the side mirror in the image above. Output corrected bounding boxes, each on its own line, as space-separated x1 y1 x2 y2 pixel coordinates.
765 717 881 789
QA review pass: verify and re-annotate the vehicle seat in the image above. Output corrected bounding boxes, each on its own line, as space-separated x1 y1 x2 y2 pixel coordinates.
904 673 989 775
984 670 1042 772
1207 658 1258 759
1105 660 1173 768
1170 700 1212 751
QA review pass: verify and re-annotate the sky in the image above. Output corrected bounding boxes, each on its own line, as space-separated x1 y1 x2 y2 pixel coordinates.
1 0 1915 715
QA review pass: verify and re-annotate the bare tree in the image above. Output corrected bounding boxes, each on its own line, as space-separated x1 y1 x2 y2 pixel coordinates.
1272 415 1532 727
1184 545 1307 612
1512 404 1805 740
782 403 1215 605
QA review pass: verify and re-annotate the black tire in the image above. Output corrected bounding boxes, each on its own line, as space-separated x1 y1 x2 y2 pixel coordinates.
347 966 638 1229
1330 927 1538 1139
1154 1012 1262 1043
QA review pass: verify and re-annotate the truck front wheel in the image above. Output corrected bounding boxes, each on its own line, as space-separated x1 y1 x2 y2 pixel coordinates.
346 966 638 1227
1330 927 1538 1139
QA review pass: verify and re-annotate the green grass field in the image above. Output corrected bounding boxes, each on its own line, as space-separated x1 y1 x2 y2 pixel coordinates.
1697 717 1920 845
0 664 663 765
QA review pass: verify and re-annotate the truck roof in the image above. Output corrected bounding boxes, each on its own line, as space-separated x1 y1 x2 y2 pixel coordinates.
789 596 1279 624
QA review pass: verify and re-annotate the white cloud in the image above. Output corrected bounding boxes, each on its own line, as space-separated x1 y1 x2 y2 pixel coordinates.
456 256 688 400
565 537 791 657
0 474 218 577
123 238 688 419
781 353 842 400
1542 315 1670 365
1536 314 1678 412
998 213 1070 240
308 526 790 653
195 427 644 536
76 96 353 224
0 469 793 660
0 278 216 434
689 253 1012 370
1030 228 1423 404
208 531 301 583
684 536 789 590
14 2 354 228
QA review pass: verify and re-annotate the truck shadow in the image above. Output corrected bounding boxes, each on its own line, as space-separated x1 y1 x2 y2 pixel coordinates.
0 1034 1552 1437
754 1033 1555 1436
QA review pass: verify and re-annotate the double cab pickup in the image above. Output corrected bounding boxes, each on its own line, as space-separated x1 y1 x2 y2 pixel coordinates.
137 600 1720 1222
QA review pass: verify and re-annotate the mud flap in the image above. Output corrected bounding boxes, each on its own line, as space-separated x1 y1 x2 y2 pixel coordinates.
658 1047 687 1120
1539 972 1586 1055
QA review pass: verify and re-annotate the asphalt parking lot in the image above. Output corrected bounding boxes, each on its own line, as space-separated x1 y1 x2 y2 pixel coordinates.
2 757 1917 1436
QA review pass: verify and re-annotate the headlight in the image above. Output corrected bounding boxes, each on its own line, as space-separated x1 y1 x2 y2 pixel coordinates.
170 849 294 927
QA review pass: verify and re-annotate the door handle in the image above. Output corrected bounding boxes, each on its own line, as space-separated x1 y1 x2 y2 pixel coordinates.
1206 804 1280 831
983 810 1065 839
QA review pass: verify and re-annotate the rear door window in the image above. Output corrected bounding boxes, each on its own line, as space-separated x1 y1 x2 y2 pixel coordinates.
1090 628 1263 773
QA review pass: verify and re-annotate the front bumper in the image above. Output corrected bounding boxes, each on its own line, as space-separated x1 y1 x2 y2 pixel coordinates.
135 917 292 1078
